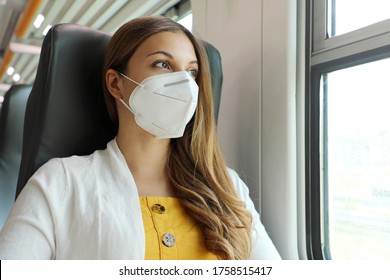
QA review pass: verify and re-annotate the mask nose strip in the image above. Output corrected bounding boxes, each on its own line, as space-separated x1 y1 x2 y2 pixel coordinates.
164 79 189 87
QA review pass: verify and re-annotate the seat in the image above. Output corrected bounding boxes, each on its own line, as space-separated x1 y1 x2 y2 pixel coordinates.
15 23 223 198
0 84 32 228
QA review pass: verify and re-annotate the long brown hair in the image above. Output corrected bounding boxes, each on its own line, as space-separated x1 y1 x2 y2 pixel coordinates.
102 16 252 259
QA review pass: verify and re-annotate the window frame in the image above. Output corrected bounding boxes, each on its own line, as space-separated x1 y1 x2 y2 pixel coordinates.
306 0 390 260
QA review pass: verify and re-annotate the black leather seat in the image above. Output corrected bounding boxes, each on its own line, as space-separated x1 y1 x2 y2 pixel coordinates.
0 84 32 228
16 23 223 198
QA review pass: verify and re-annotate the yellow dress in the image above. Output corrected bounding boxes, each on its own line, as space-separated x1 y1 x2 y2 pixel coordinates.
140 196 219 260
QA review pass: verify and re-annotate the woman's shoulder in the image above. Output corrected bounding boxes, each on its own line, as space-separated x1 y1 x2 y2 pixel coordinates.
24 139 119 193
226 167 249 196
36 149 104 178
37 139 118 176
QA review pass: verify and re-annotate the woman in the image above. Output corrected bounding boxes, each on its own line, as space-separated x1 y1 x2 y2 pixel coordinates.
0 16 280 260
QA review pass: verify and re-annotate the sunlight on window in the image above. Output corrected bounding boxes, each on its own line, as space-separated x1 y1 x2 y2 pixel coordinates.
178 13 192 32
328 0 390 36
321 58 390 259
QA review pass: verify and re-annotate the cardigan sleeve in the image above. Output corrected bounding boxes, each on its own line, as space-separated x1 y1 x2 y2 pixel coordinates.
228 168 282 260
0 159 65 260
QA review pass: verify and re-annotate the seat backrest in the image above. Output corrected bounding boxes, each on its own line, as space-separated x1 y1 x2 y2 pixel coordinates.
16 23 223 198
0 84 32 228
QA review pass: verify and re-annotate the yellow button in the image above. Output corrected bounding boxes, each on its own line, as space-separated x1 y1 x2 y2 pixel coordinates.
151 204 166 214
162 233 176 247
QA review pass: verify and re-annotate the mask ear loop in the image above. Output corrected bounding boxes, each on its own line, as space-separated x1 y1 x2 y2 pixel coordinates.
118 72 141 115
119 99 136 115
119 72 143 87
118 71 147 115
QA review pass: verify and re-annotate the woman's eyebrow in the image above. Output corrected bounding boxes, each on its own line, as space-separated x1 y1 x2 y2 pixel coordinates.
148 51 198 65
147 51 174 59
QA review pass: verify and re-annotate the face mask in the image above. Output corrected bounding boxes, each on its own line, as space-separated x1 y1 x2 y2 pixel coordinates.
119 71 199 139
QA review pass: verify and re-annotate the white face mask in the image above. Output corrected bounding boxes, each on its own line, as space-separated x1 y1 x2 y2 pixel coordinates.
119 71 199 139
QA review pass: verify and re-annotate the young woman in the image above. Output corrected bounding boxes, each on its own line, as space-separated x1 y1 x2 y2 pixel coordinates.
0 16 281 260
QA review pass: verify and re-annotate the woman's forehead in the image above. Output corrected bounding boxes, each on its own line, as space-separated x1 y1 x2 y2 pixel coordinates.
133 31 197 60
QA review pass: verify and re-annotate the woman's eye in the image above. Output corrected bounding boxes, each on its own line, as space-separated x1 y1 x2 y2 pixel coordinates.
154 61 170 69
188 69 198 78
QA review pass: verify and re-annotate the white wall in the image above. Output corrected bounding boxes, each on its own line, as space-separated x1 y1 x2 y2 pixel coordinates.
192 0 262 212
191 0 299 259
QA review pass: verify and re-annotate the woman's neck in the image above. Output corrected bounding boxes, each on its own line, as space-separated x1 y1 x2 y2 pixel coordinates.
116 127 175 197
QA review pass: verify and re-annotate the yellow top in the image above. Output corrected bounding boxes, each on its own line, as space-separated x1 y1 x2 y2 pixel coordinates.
140 196 219 260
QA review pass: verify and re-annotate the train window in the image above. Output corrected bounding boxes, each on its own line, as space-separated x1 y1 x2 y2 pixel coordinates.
319 58 390 259
308 0 390 260
177 13 192 32
327 0 390 37
165 0 192 31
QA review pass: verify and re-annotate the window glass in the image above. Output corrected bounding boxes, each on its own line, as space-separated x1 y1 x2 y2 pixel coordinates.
177 13 192 32
328 0 390 36
321 58 390 259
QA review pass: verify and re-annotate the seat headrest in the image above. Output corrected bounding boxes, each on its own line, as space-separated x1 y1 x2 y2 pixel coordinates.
16 24 115 197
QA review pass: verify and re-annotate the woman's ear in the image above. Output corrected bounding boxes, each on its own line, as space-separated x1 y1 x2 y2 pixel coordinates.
106 69 123 99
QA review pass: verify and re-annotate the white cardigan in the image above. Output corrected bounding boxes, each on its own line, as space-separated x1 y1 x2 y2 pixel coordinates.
0 139 281 260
